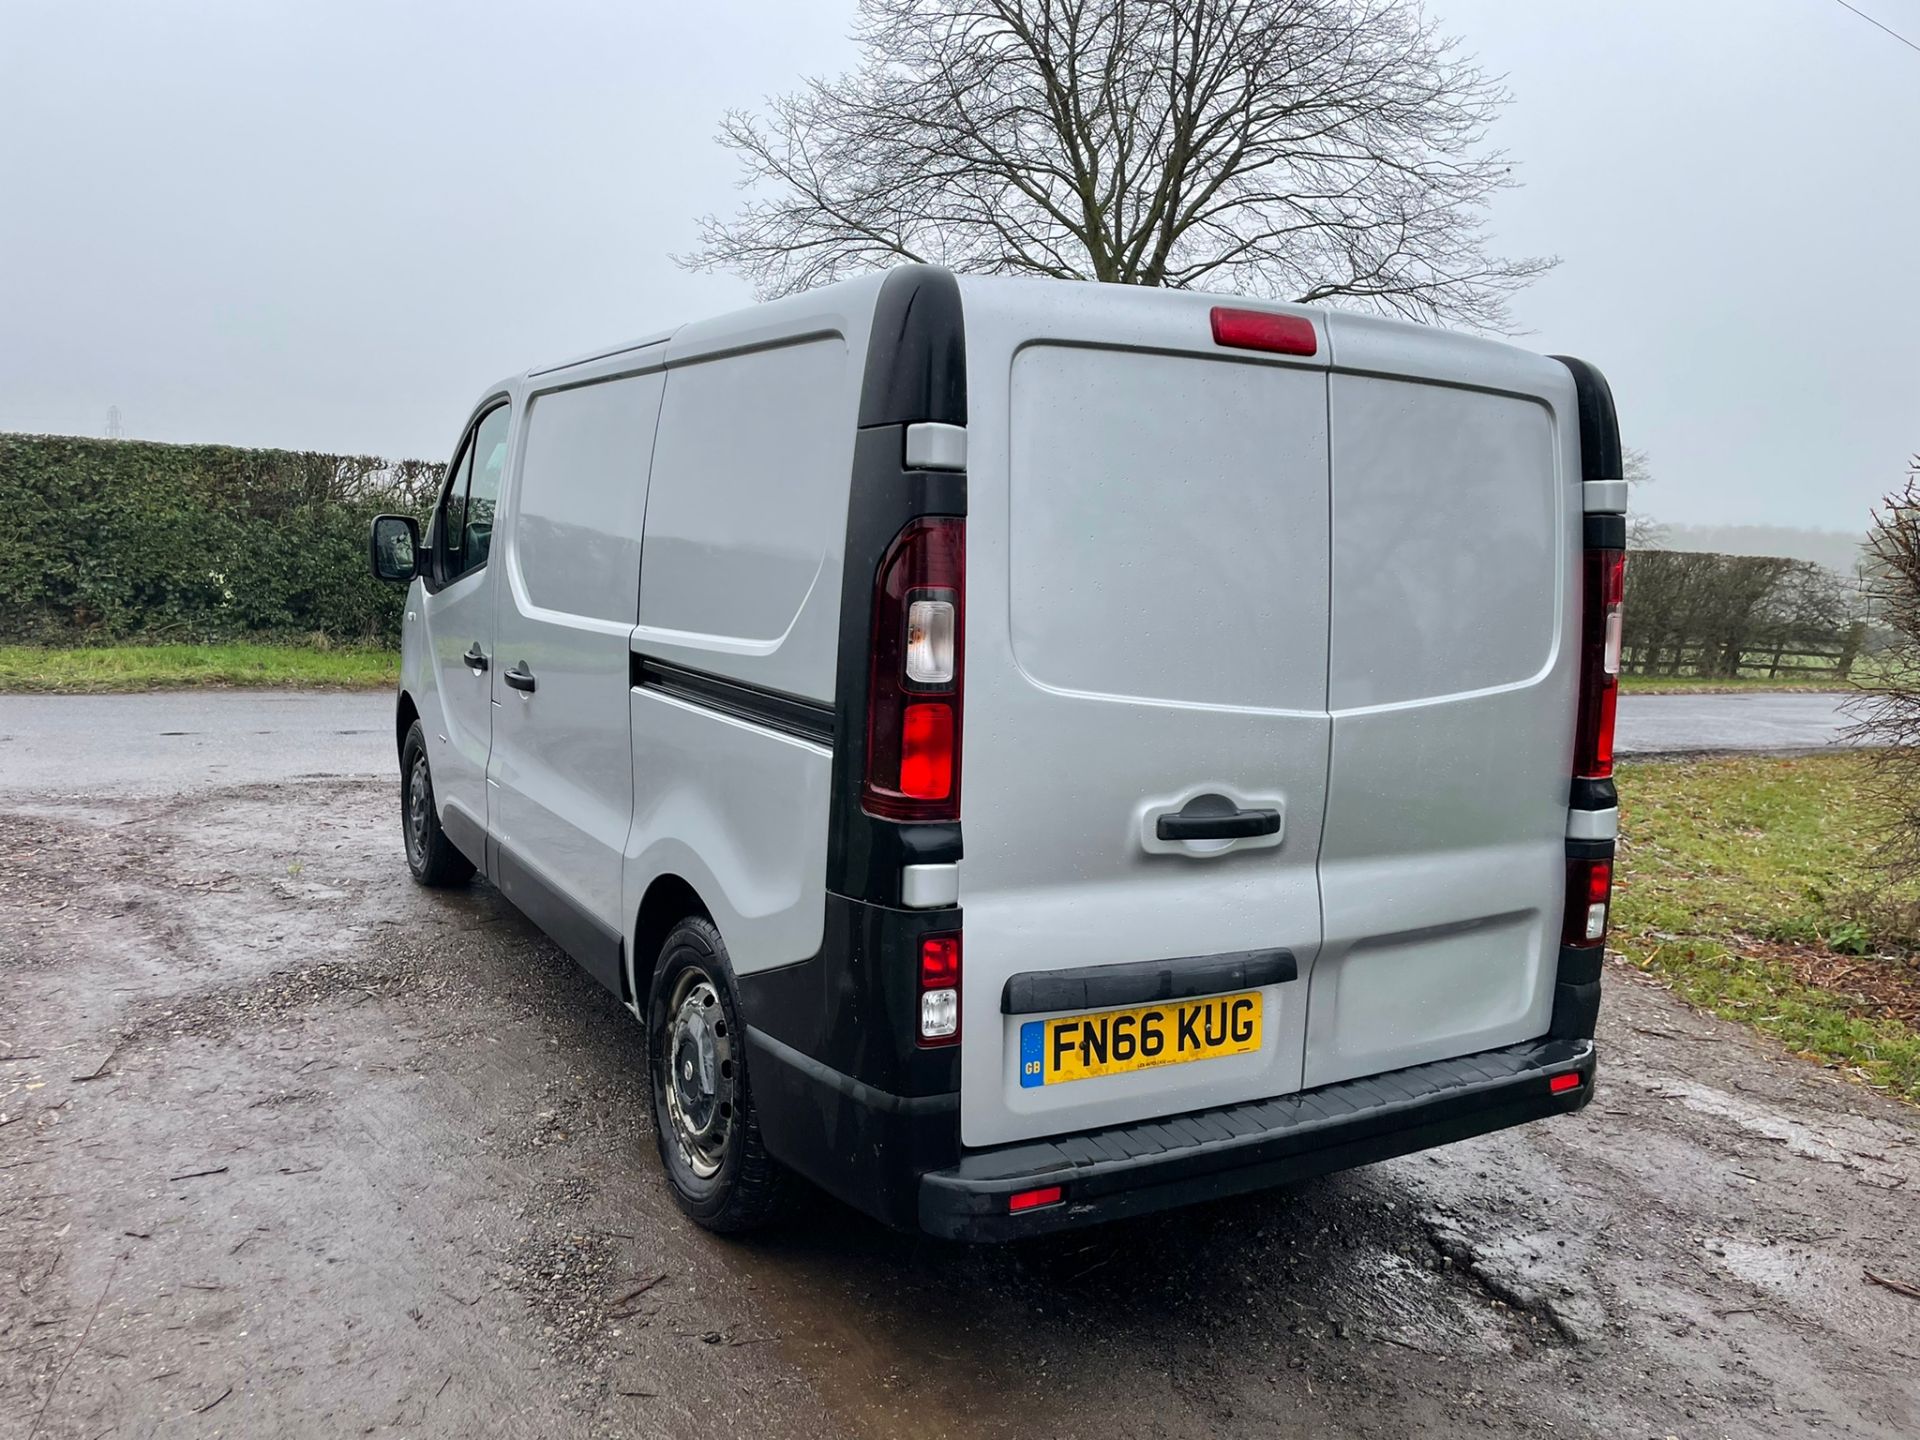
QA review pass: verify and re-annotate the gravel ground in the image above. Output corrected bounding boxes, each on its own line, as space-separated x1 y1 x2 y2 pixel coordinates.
3 769 1919 1436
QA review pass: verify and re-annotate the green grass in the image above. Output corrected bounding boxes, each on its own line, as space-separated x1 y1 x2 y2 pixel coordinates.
1615 752 1920 1103
1620 672 1853 694
0 643 399 693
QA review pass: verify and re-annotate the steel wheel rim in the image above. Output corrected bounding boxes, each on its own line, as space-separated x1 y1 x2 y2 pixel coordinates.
405 756 430 866
661 969 735 1180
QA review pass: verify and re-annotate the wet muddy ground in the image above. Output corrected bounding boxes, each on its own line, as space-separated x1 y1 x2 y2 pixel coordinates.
4 725 1919 1436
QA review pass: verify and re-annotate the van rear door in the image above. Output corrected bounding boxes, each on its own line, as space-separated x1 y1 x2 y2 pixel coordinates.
1304 315 1580 1088
955 283 1331 1150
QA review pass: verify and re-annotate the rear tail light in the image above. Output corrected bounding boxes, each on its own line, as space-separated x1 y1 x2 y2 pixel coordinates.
1562 856 1613 948
1574 547 1626 779
918 933 961 1046
864 517 965 821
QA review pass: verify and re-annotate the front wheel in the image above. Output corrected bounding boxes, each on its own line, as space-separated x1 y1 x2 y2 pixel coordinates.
400 720 475 888
648 916 791 1233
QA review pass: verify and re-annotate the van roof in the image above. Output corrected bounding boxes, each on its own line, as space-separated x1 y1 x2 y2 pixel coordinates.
506 267 1563 404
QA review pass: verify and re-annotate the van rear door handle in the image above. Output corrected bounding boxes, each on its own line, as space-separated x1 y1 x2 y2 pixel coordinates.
1155 807 1281 842
503 663 537 694
463 643 489 672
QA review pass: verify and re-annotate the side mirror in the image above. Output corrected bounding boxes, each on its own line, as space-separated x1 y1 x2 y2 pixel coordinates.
370 514 423 584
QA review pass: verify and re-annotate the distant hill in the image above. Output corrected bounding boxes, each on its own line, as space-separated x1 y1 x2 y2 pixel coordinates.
1650 524 1866 577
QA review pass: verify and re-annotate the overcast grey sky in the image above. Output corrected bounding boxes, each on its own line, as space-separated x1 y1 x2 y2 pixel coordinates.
1 0 1913 532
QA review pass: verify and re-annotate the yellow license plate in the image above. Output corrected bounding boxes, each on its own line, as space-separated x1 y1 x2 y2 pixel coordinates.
1018 991 1262 1088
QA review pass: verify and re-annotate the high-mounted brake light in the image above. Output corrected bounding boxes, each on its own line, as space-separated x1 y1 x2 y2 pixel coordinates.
1562 857 1613 948
1210 306 1318 357
918 933 961 1045
1574 547 1626 779
864 517 965 821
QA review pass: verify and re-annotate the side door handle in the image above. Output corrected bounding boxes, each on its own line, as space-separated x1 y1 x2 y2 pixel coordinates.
463 643 489 673
503 663 537 694
1155 807 1281 842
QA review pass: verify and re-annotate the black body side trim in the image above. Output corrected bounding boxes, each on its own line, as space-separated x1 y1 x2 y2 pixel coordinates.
1550 978 1603 1040
632 655 835 747
1549 356 1623 483
1566 836 1617 862
1555 943 1605 987
920 1038 1597 1241
735 891 965 1230
493 842 625 998
748 1028 956 1115
858 265 967 428
827 266 969 908
1585 512 1627 549
439 805 489 875
747 1027 960 1231
1002 949 1298 1016
735 892 962 1103
1570 776 1618 812
1550 945 1605 1040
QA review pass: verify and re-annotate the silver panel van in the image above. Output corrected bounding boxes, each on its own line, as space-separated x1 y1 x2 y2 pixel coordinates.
369 267 1625 1240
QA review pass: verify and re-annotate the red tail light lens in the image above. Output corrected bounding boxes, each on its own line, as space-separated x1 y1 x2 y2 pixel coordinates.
865 518 964 820
1562 857 1613 948
1574 547 1626 779
918 933 961 1046
1008 1185 1063 1213
898 703 954 799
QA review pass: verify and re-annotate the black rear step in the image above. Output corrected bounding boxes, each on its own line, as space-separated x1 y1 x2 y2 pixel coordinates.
919 1037 1595 1241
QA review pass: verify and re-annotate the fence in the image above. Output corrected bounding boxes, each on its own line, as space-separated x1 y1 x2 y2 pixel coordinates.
1622 549 1864 681
1623 621 1869 680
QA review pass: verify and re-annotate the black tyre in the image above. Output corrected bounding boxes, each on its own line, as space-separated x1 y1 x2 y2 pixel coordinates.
400 720 476 888
647 916 791 1233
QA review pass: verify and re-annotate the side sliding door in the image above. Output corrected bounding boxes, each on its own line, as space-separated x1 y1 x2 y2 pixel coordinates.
488 367 667 995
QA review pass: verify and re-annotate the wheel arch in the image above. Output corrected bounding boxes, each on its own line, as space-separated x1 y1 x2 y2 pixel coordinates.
631 873 715 1008
395 690 421 760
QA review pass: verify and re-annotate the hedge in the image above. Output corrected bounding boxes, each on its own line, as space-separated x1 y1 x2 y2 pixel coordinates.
0 433 443 645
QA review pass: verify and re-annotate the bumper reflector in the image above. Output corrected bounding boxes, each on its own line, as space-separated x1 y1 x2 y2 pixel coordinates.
1549 1073 1583 1095
1008 1185 1063 1214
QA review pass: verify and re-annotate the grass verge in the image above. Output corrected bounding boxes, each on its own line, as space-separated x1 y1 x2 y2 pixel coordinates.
1615 752 1920 1103
1619 673 1852 695
0 643 400 693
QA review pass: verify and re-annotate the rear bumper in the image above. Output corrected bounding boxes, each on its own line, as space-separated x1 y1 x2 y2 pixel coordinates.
918 1037 1596 1242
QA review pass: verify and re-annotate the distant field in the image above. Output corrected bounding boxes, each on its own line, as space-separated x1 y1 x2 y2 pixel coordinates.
0 644 399 693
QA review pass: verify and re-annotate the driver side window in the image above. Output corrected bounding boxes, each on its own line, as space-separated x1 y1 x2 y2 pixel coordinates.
438 402 510 583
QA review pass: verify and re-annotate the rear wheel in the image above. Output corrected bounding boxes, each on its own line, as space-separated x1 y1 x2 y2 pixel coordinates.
647 916 791 1233
400 721 475 888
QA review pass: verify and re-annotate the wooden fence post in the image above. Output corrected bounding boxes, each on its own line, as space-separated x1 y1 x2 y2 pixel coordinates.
1837 620 1867 678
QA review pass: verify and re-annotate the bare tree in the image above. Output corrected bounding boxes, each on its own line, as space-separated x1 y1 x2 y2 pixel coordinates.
681 0 1554 327
1851 457 1920 882
1623 447 1666 550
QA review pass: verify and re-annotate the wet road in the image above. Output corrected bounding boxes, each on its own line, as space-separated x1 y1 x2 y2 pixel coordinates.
0 691 389 796
4 691 1918 1438
1614 689 1860 757
0 686 1868 801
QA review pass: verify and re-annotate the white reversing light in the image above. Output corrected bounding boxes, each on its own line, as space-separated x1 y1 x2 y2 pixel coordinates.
920 988 958 1040
905 597 956 684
